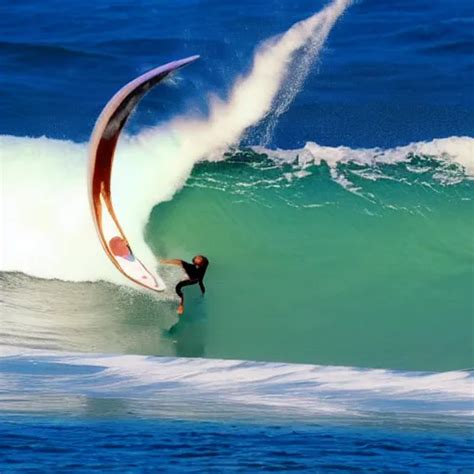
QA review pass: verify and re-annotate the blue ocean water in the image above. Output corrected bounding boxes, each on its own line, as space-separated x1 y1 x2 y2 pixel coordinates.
1 0 474 470
1 0 473 146
2 418 473 472
1 349 473 470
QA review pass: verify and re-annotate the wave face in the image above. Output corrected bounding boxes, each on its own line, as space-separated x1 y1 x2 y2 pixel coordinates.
1 134 472 283
2 136 473 370
2 144 473 370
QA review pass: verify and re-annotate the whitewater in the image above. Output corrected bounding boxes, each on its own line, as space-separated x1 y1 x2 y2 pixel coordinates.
1 345 472 427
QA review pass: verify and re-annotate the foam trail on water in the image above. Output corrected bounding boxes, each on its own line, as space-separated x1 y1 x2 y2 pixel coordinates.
0 0 351 285
1 346 473 423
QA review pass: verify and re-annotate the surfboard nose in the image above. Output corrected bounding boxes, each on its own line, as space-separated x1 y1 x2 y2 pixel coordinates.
173 55 200 68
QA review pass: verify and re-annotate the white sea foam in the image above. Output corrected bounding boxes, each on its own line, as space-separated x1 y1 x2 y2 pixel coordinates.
0 346 472 422
254 136 474 174
253 136 474 191
0 0 352 285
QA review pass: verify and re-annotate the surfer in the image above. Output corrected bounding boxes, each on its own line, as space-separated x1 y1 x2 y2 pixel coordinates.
160 256 209 315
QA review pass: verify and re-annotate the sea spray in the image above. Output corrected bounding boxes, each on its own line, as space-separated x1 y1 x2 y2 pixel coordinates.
0 0 352 285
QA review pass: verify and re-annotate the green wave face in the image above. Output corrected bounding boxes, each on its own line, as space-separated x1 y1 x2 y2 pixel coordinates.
146 150 474 371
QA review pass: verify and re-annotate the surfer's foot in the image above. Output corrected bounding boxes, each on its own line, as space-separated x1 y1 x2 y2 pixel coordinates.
177 304 184 315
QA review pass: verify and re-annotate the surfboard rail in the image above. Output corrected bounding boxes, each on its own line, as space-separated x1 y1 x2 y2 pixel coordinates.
88 56 199 292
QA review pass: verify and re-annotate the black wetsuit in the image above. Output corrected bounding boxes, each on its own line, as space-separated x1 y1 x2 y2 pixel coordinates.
175 261 207 299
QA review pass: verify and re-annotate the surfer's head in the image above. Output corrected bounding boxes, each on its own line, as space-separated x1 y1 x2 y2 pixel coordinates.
193 255 209 269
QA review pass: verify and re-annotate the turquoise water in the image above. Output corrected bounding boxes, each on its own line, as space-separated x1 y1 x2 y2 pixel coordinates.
148 152 474 370
4 149 470 371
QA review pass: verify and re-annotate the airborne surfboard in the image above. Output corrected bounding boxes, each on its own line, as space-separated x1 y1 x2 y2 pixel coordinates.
88 56 199 292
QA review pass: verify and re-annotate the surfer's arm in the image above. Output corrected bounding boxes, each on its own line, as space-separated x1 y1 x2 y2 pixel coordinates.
198 279 205 295
160 259 183 267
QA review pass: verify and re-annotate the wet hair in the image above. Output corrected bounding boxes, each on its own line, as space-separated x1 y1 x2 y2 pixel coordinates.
193 255 209 270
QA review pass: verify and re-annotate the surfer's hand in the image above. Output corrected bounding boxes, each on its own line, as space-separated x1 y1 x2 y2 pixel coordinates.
160 259 183 266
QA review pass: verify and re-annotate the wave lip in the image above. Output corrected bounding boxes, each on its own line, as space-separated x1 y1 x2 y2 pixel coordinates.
254 136 474 176
1 347 472 427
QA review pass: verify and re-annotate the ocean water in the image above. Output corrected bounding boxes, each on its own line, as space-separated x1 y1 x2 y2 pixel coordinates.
1 0 473 470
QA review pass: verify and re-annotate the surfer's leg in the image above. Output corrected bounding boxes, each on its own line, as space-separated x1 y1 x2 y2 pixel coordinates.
175 280 196 315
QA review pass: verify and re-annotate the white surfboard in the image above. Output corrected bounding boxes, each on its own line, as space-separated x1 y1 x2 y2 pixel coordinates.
88 56 199 292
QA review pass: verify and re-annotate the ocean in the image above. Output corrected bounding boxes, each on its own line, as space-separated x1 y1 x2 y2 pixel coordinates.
1 0 473 470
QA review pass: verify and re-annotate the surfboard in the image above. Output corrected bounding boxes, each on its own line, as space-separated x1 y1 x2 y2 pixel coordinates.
88 56 199 292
